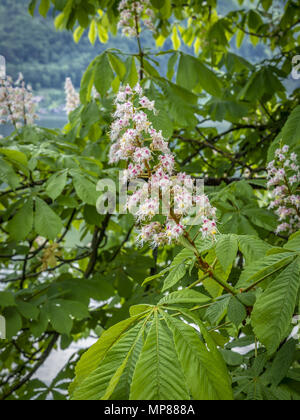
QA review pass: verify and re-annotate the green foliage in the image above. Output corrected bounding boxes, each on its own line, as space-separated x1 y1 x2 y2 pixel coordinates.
0 0 299 402
251 259 300 355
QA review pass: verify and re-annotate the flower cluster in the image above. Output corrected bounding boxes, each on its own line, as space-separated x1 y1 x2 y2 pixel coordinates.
267 145 300 234
109 84 217 247
0 73 37 128
118 0 155 37
65 77 80 114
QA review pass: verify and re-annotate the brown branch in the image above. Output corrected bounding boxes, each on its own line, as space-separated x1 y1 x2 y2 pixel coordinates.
0 333 59 401
84 214 111 278
0 179 48 198
109 225 134 263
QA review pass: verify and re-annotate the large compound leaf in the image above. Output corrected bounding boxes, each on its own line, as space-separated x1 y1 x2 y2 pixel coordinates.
70 315 143 397
237 252 296 288
130 311 190 400
268 105 300 161
238 235 272 265
163 312 233 400
251 258 300 354
216 234 238 272
72 321 145 400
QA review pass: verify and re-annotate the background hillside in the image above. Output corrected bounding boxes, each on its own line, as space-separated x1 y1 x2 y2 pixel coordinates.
0 0 272 113
0 0 143 90
0 0 154 112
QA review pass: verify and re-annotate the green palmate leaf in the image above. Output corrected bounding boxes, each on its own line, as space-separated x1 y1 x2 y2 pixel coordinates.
148 105 173 139
46 170 68 201
207 98 250 123
208 331 229 348
176 53 199 91
38 0 50 17
129 304 153 317
0 157 20 189
16 299 39 320
72 174 97 206
0 291 16 308
46 301 73 335
176 53 222 97
227 297 247 328
30 308 49 338
34 198 63 240
88 19 97 45
94 53 114 97
206 296 231 326
130 312 190 400
70 315 144 397
7 198 34 241
202 249 232 299
108 53 126 81
73 26 85 43
124 57 138 88
157 79 198 127
284 231 300 252
171 26 181 50
203 276 224 299
216 234 238 272
196 61 223 97
171 247 195 266
238 292 256 307
73 322 145 400
97 21 109 44
236 28 245 48
80 102 101 135
163 312 233 400
28 0 37 16
142 267 169 285
268 105 300 161
248 10 263 31
151 0 165 8
242 207 278 232
167 52 178 80
162 263 186 292
251 258 300 354
158 289 211 306
80 59 96 104
109 334 143 400
220 349 244 367
237 252 296 288
3 307 22 340
265 339 297 387
0 148 28 166
238 235 272 265
53 299 90 320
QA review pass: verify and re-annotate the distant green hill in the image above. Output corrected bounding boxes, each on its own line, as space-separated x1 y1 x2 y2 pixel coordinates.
0 0 142 91
0 0 270 112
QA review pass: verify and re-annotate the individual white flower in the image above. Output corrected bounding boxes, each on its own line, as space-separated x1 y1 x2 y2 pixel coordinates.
201 219 218 238
65 77 80 114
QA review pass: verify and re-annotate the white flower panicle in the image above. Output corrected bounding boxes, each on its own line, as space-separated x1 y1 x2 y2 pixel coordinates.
267 145 300 234
65 77 80 114
118 0 155 37
0 73 38 128
109 83 218 248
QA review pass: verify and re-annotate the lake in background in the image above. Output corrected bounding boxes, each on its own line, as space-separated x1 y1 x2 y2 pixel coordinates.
0 114 67 137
